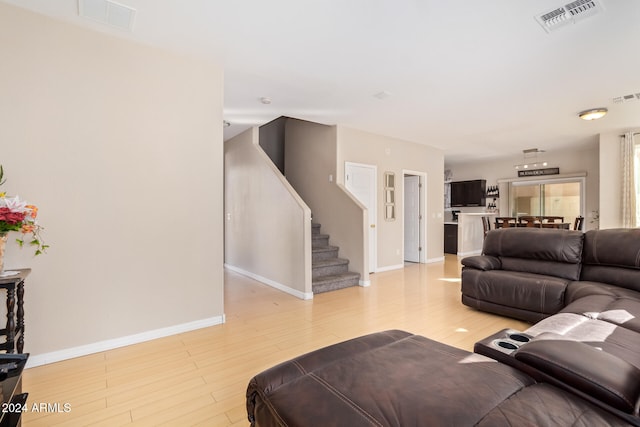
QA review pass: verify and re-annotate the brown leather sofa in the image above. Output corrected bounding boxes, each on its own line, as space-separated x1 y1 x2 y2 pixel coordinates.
246 228 640 426
461 228 640 326
246 330 638 426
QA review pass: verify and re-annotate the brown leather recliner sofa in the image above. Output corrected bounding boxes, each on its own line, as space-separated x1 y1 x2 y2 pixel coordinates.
246 330 639 426
461 228 640 329
245 228 640 426
462 227 640 390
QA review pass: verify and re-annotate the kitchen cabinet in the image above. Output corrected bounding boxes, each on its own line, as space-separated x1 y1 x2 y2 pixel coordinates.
444 223 458 254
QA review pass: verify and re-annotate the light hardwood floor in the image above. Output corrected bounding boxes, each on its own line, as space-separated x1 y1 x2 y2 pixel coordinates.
22 256 529 426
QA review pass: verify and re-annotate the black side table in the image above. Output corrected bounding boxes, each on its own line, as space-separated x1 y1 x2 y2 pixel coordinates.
0 353 29 427
0 270 30 354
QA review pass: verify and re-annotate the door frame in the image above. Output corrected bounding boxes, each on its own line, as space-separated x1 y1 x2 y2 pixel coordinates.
402 170 427 264
345 162 377 273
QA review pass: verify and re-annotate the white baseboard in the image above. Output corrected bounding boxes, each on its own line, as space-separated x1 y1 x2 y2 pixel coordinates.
26 315 225 368
359 280 371 287
457 250 481 257
426 256 445 263
375 264 405 273
225 264 313 300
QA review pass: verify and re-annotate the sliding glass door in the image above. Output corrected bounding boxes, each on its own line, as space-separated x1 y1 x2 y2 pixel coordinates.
510 178 584 221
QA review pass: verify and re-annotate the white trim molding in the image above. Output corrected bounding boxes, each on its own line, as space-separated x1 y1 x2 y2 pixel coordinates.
26 315 225 368
359 280 371 287
225 264 314 300
426 256 445 263
376 264 405 273
457 250 482 257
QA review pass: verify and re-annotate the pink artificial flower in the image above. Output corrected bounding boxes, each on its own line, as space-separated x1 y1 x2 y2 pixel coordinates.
0 207 26 224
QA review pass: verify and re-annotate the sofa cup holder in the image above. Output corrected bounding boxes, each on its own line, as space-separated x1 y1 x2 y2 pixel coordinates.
490 331 532 354
508 333 531 343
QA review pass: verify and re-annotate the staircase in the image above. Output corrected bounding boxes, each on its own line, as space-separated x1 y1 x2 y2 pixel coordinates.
312 223 360 294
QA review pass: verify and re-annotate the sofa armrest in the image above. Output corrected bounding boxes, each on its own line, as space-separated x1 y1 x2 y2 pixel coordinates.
514 340 640 414
461 255 501 271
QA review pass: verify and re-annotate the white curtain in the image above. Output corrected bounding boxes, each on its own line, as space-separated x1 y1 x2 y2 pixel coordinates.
621 132 637 228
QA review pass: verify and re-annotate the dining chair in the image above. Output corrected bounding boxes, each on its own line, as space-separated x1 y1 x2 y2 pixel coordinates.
518 216 542 227
542 216 564 223
495 217 517 228
574 216 585 231
481 216 491 237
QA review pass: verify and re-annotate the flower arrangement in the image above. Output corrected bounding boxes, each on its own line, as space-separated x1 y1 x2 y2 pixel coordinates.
0 165 48 256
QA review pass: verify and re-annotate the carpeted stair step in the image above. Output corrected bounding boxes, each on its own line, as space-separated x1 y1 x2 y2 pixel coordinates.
312 272 360 294
312 223 321 235
312 258 349 278
312 245 339 261
312 233 330 247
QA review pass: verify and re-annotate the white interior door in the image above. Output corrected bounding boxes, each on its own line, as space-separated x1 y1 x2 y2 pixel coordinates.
404 175 420 262
345 162 377 273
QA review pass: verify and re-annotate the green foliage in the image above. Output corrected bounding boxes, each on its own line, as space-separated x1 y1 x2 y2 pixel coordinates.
0 165 5 186
0 223 21 234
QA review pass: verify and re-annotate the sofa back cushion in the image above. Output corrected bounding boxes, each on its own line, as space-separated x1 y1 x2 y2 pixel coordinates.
483 228 584 280
581 228 640 292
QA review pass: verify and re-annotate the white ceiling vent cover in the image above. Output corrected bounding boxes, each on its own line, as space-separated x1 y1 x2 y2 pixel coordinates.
535 0 604 33
613 93 640 104
79 0 136 31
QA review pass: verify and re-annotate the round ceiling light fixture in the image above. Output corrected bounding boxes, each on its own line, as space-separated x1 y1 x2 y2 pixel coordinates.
578 108 608 121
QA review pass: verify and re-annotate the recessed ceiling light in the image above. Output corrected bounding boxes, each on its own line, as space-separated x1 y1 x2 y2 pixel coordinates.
578 108 608 120
373 91 391 100
259 97 272 105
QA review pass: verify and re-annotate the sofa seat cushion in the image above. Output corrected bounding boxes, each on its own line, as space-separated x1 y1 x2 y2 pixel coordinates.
566 281 640 303
525 313 640 370
561 292 640 334
462 269 569 320
247 330 535 426
476 383 633 426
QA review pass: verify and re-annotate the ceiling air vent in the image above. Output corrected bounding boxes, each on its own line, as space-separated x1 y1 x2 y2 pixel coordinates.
79 0 136 32
535 0 604 33
613 93 640 104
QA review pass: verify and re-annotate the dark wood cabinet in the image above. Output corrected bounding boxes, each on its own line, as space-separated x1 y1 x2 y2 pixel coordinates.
0 353 28 427
444 223 458 254
450 180 486 207
0 269 29 354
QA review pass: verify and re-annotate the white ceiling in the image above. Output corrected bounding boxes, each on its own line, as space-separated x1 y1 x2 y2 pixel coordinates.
4 0 640 164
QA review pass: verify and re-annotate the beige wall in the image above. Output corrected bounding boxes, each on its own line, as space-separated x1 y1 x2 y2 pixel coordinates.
446 142 600 230
0 4 224 362
336 127 445 268
225 128 312 298
284 119 368 282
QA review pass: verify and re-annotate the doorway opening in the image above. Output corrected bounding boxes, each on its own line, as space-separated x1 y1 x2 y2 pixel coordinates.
403 171 427 263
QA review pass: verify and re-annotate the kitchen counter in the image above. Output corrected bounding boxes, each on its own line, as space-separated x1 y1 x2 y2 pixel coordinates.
457 213 497 256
